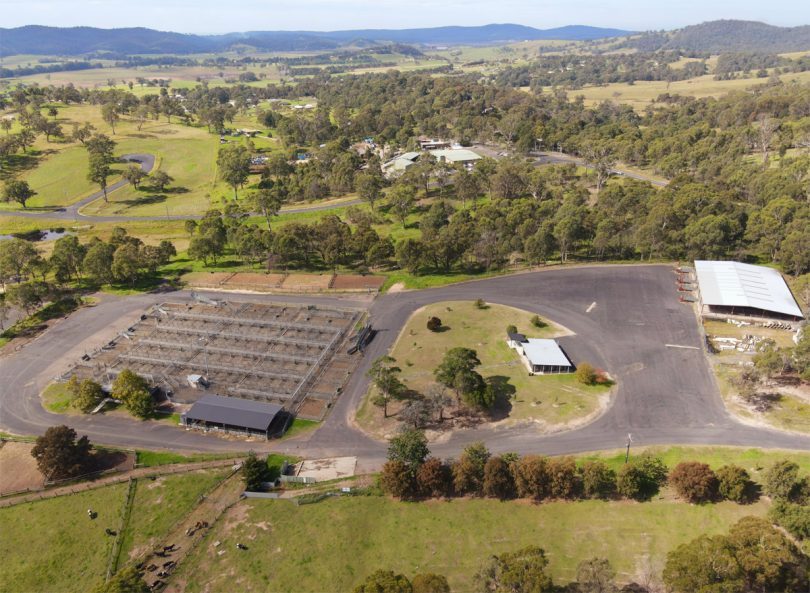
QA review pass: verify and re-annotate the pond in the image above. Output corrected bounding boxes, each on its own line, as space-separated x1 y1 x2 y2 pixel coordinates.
0 229 73 242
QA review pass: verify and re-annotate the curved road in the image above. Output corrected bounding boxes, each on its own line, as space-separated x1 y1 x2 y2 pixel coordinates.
1 150 666 225
2 266 809 466
0 152 364 224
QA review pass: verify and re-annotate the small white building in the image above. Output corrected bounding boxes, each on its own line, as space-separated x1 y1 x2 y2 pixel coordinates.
507 333 573 375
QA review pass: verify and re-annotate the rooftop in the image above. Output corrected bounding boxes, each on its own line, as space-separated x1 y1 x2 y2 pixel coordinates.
695 261 803 319
183 394 283 432
521 339 572 368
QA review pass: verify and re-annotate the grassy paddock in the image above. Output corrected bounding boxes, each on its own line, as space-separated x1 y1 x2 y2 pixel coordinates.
134 450 242 467
172 493 768 592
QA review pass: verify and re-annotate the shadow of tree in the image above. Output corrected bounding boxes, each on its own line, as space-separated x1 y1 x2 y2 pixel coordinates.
487 375 515 421
117 193 167 207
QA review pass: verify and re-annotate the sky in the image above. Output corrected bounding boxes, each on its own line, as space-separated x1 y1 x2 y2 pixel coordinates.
0 0 808 33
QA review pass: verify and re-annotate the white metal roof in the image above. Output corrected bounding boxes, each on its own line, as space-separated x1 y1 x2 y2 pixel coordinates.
521 339 572 367
695 260 803 318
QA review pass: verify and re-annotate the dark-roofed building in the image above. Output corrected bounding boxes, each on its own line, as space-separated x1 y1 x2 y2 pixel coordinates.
182 394 284 439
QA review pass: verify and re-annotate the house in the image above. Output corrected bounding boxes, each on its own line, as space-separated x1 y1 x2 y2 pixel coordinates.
419 138 451 150
382 148 482 177
507 333 574 375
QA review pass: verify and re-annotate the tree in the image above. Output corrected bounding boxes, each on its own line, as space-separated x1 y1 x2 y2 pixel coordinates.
580 460 616 499
50 235 86 283
357 172 383 210
426 383 452 422
368 356 406 418
6 281 46 315
250 187 284 227
399 399 432 429
663 516 809 593
769 500 810 541
416 457 452 498
150 170 172 192
31 425 92 481
2 179 36 209
0 238 42 284
576 558 617 593
616 454 668 501
217 145 251 198
122 164 146 189
453 442 490 495
71 121 96 145
765 460 801 501
575 363 598 386
583 144 616 193
434 348 489 408
111 369 153 419
483 456 516 500
184 219 198 238
669 462 718 503
388 183 416 225
387 429 429 472
716 465 754 503
101 103 119 134
476 546 554 593
242 451 266 491
74 379 105 413
354 570 413 593
91 565 149 593
111 243 141 285
411 573 450 593
83 241 116 284
380 460 415 499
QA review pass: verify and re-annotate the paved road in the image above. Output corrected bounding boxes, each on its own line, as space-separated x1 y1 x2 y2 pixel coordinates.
2 266 809 465
534 152 669 187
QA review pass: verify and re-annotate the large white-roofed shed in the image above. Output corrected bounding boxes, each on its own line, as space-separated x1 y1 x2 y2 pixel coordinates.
694 260 804 320
518 338 574 375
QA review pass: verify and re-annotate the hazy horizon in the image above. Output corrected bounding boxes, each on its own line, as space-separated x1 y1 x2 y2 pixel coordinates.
0 0 808 35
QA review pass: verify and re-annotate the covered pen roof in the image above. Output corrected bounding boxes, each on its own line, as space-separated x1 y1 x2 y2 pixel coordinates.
183 394 283 432
695 261 803 318
521 339 573 368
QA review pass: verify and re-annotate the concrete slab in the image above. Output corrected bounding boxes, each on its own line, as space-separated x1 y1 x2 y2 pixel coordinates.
297 456 357 481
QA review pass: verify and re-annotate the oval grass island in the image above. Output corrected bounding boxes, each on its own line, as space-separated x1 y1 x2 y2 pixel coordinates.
355 300 613 440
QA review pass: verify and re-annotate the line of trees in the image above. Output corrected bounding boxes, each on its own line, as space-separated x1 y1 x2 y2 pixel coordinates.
379 431 805 508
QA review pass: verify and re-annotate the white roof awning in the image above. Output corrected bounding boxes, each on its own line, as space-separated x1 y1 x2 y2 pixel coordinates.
695 260 803 318
521 339 572 367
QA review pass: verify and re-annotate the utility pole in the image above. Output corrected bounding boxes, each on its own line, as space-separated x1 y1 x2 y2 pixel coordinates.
625 433 633 463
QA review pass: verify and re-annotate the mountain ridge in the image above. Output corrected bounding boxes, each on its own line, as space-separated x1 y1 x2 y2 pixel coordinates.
0 23 633 56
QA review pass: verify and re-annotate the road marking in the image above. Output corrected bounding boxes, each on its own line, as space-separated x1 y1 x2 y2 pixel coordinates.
586 302 596 313
665 344 700 350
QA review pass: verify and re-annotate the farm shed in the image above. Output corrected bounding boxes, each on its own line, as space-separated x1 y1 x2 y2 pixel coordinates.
182 394 284 439
695 261 804 321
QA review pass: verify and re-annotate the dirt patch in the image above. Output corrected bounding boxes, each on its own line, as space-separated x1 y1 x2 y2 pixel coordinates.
387 282 406 293
225 272 286 290
298 397 327 419
331 275 385 290
281 274 332 290
0 441 44 495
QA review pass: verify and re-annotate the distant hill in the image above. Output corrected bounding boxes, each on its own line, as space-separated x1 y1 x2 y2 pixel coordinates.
627 20 810 53
0 24 634 56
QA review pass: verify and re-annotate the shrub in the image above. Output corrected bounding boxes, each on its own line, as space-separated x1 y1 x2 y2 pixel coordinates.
513 455 549 500
73 378 105 413
483 456 516 499
617 454 667 501
765 460 801 501
547 456 580 499
575 363 598 385
531 315 547 328
242 451 266 491
669 462 718 503
411 573 450 593
452 442 490 495
769 500 810 540
426 316 442 331
416 457 452 498
580 460 616 499
506 324 518 335
354 570 413 593
474 298 487 309
381 460 416 499
716 464 754 503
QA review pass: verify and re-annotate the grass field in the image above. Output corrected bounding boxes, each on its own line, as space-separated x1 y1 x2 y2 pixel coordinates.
566 70 810 110
0 469 229 593
41 382 76 414
172 492 767 592
119 469 229 561
356 301 609 437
